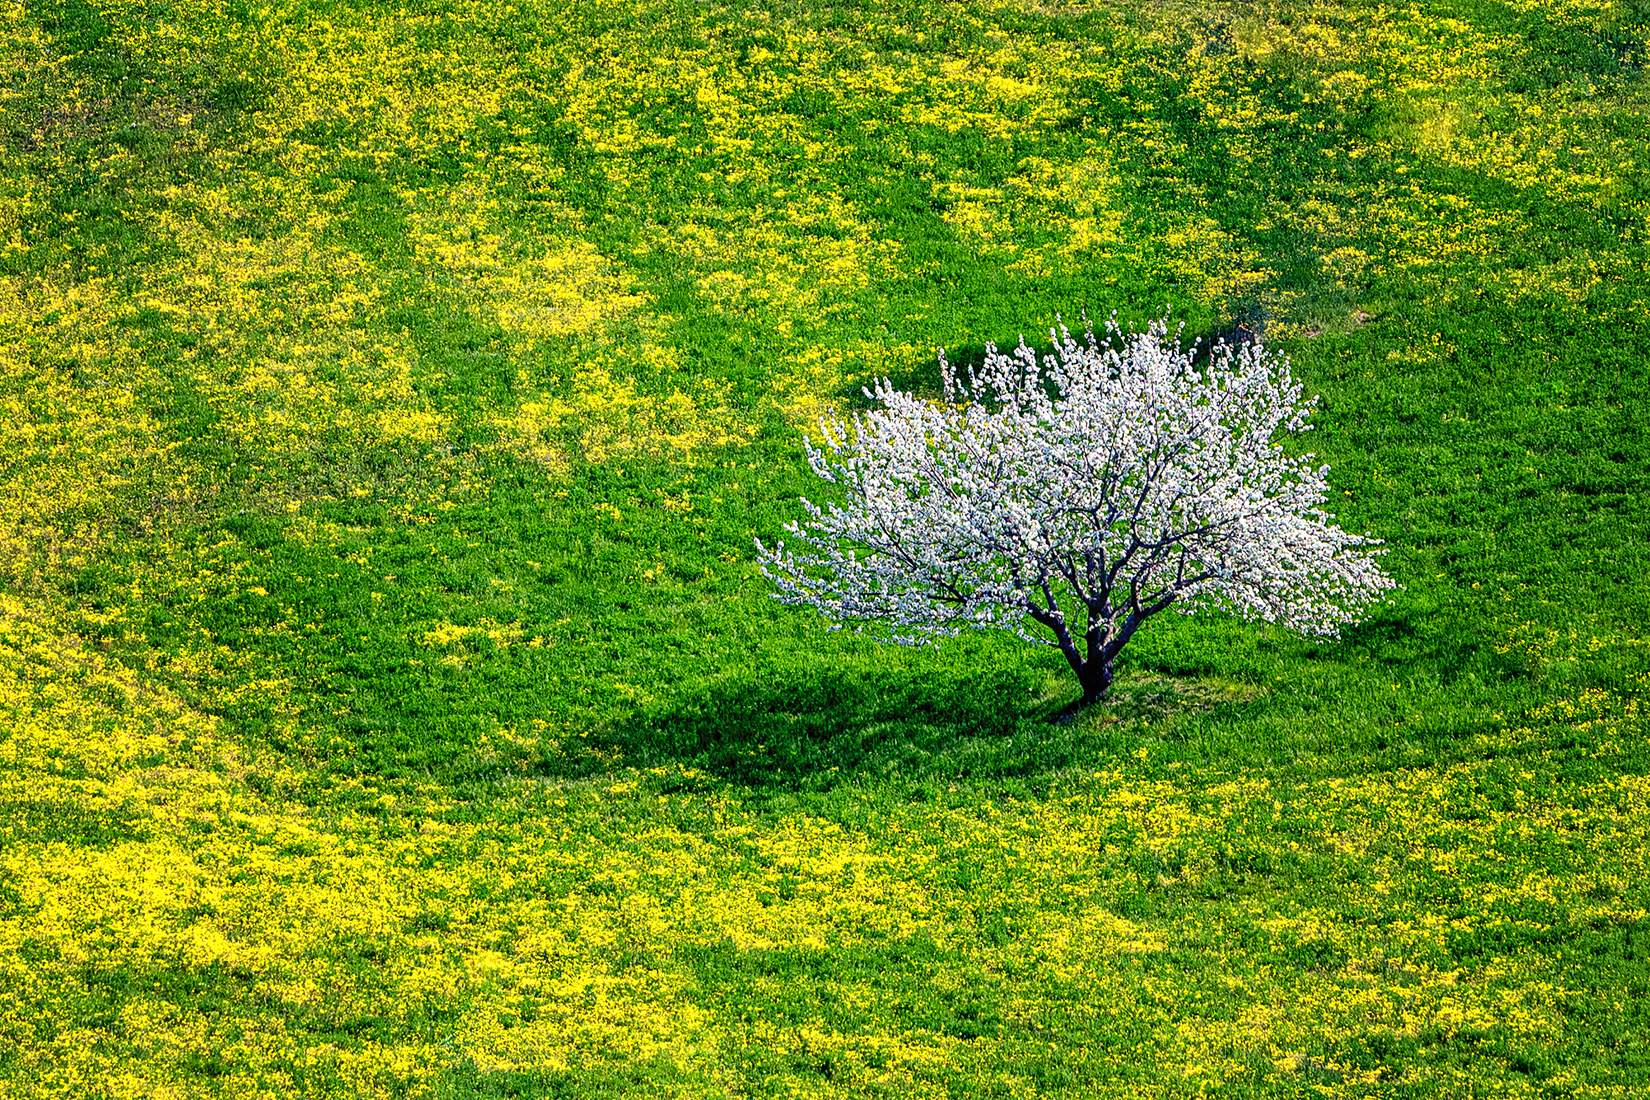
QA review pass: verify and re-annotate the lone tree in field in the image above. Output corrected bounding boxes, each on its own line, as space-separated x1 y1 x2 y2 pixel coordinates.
756 314 1396 715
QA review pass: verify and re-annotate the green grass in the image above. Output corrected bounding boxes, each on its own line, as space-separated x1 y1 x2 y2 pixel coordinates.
2 0 1649 1095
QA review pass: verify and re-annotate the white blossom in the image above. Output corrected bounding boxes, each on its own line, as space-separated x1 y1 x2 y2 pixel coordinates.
756 313 1398 710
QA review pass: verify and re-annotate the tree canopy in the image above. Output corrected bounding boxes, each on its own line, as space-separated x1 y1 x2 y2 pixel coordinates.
758 316 1397 711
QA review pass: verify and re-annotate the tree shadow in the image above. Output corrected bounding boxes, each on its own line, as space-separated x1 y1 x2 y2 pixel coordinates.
1338 598 1485 683
1177 303 1271 365
593 655 1279 795
836 338 1063 412
837 310 1274 415
599 662 1095 793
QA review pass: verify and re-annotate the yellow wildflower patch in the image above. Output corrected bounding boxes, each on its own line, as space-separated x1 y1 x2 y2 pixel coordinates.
490 368 757 477
406 185 646 347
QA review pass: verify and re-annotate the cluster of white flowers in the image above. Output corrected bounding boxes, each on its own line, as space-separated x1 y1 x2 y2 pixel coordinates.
756 313 1398 706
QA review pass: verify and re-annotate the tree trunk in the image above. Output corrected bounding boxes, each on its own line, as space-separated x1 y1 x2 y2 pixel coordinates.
1079 655 1114 704
1053 655 1114 723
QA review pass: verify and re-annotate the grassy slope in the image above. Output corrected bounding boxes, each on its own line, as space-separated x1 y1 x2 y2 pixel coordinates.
2 0 1648 1095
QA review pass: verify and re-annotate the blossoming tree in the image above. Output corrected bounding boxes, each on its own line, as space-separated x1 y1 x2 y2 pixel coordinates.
757 314 1397 714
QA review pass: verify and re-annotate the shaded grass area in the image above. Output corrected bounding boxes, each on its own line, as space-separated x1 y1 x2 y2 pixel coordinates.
2 0 1650 1095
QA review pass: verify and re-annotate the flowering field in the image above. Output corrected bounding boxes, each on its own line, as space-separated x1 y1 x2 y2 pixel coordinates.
3 0 1649 1095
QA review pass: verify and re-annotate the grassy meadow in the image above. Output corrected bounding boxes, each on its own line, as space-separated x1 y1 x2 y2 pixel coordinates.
3 0 1650 1094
